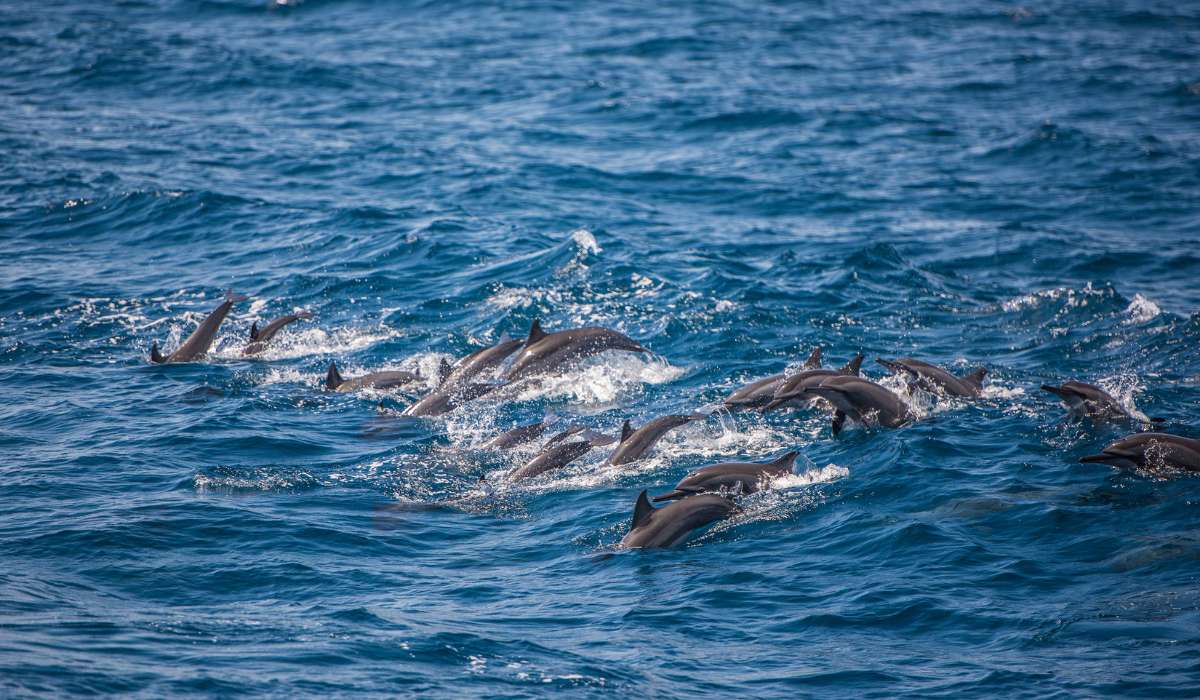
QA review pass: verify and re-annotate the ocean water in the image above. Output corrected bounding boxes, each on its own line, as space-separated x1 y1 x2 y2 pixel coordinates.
2 0 1199 696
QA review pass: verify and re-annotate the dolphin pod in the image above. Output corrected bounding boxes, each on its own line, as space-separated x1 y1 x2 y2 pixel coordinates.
147 289 1192 551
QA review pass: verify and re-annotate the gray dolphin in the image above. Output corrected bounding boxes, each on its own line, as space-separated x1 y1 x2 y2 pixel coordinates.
508 429 615 481
503 319 648 382
1079 433 1200 473
761 353 865 412
723 347 822 411
620 491 738 549
652 451 799 502
485 418 555 450
607 414 702 466
1041 380 1163 424
241 310 314 356
402 383 497 417
802 375 912 435
325 360 421 393
441 336 524 389
876 357 986 397
150 290 247 363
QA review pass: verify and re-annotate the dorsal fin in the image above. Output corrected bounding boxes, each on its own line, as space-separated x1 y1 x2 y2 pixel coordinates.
620 420 634 443
841 353 864 376
150 341 165 364
961 367 987 387
631 490 655 531
249 321 259 341
802 346 823 369
526 318 546 345
438 358 453 383
772 450 799 469
325 361 344 390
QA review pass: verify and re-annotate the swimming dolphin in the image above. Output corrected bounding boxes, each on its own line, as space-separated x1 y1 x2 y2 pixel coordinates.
150 290 248 363
503 319 647 382
441 336 524 388
802 375 912 435
508 429 615 481
607 414 702 466
761 353 865 412
620 490 738 549
652 451 799 502
876 357 986 397
1041 380 1164 424
241 310 314 356
325 360 421 393
402 383 497 416
723 347 822 411
484 418 556 450
1079 433 1200 473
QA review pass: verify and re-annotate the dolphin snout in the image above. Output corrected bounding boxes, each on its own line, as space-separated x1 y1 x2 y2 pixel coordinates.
875 357 905 373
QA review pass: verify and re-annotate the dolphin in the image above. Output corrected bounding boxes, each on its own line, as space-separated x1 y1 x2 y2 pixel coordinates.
761 353 865 412
503 319 647 382
801 375 912 435
876 357 986 397
1079 433 1200 473
325 360 421 393
508 429 615 481
1041 380 1164 424
652 451 799 502
484 418 555 450
620 491 738 549
607 414 702 466
150 290 248 363
441 336 524 389
241 310 314 356
402 383 497 417
723 347 822 411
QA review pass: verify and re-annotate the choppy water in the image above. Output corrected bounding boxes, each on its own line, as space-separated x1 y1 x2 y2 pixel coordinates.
3 0 1200 697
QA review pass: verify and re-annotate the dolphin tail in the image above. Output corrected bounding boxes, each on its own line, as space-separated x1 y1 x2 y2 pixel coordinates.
962 367 987 388
802 346 822 369
631 490 655 530
150 341 166 364
248 321 259 341
224 289 249 304
841 353 864 376
325 361 344 390
831 409 847 436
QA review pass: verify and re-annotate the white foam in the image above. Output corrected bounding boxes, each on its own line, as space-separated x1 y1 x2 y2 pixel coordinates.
1124 293 1161 324
504 353 685 407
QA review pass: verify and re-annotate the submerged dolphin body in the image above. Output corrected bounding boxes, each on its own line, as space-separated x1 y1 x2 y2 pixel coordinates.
1079 433 1200 473
762 353 865 412
325 361 421 393
508 429 616 481
503 319 647 382
485 418 555 450
151 290 248 363
607 414 702 466
402 383 497 417
620 491 738 549
1041 380 1163 424
242 310 314 356
723 347 823 411
441 337 524 389
652 451 799 502
802 375 912 435
876 357 986 397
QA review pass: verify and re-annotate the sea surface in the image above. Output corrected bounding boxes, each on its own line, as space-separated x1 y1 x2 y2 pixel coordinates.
2 0 1199 697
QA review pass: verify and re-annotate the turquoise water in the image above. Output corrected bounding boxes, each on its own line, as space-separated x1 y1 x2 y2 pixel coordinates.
2 0 1199 696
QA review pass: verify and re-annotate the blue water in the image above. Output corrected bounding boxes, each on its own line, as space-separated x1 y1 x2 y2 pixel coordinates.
3 0 1200 696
